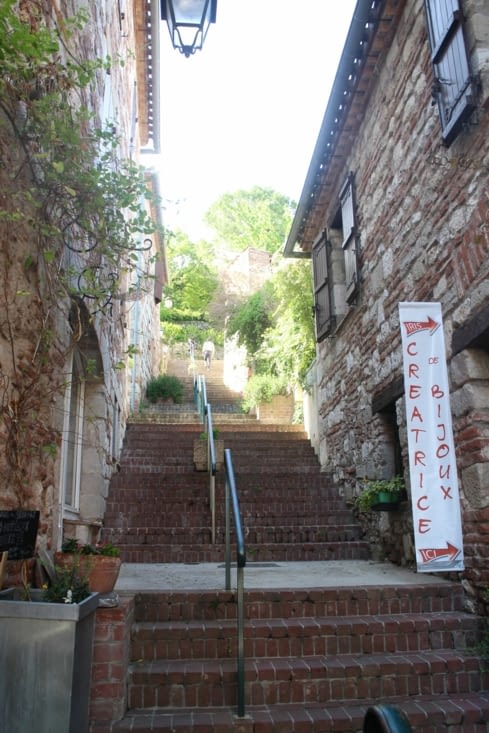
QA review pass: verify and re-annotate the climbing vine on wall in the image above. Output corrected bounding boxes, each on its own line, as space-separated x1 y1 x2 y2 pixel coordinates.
0 1 160 506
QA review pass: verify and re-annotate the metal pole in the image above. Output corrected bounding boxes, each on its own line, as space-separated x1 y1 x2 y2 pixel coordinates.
236 564 245 717
225 474 231 590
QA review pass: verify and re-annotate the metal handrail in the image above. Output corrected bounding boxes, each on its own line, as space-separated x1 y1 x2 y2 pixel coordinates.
205 403 217 543
224 447 246 718
193 375 217 541
363 705 412 732
193 373 207 421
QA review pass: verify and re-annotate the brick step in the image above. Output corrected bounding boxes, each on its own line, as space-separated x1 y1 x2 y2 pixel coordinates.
121 440 317 454
127 650 488 709
104 504 353 522
104 480 346 498
131 611 480 661
133 586 465 621
117 450 319 464
100 525 363 546
103 511 358 528
115 541 370 563
105 694 489 733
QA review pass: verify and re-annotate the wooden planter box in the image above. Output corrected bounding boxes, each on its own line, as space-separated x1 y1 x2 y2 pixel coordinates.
193 438 224 471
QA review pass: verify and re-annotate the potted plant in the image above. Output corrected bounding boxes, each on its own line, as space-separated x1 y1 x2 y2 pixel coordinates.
193 428 224 471
356 476 405 512
54 538 122 594
0 559 98 733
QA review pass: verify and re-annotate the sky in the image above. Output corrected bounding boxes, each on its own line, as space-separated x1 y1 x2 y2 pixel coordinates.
155 0 357 240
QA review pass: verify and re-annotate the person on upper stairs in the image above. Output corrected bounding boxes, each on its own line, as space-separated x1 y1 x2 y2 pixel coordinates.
202 339 215 369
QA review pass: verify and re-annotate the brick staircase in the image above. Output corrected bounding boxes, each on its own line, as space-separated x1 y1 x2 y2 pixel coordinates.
98 358 489 732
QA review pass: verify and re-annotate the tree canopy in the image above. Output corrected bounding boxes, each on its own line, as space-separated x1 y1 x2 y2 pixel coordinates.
204 186 295 254
226 258 315 386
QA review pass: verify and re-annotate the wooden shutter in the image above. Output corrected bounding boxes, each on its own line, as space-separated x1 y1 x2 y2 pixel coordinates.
312 232 333 342
424 0 477 145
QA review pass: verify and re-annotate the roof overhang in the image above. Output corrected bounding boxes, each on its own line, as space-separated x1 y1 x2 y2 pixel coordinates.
284 0 405 258
135 0 161 153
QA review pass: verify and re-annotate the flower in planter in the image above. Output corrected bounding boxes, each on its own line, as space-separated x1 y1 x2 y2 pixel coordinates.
41 562 91 604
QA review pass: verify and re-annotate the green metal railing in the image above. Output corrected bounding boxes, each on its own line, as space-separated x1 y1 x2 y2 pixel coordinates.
194 375 217 541
363 705 412 732
224 447 246 718
193 375 247 717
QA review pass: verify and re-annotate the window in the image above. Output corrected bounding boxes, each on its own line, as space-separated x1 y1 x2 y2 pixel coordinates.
339 175 358 303
311 173 357 341
424 0 477 145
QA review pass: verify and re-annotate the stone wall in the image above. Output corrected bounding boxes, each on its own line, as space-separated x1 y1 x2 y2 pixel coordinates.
305 0 489 602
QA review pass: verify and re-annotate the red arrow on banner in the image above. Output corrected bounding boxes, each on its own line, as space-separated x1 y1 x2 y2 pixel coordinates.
403 316 439 337
418 542 461 564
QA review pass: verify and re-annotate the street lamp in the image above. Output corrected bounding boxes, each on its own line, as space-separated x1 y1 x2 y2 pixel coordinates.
161 0 217 58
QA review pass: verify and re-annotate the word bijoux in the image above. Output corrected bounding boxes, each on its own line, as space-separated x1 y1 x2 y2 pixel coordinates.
404 340 454 536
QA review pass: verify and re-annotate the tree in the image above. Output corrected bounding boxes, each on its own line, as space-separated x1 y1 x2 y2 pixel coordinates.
160 230 219 345
259 259 316 385
163 230 217 318
226 258 315 387
204 186 295 254
226 285 275 355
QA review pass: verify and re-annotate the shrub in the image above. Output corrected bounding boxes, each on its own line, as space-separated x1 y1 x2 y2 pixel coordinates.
241 374 288 412
146 375 184 404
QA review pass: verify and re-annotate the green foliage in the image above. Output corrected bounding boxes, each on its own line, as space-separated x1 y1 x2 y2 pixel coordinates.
205 186 295 254
160 230 219 346
146 375 184 404
356 476 404 511
61 539 120 557
226 259 315 388
0 4 161 503
227 286 275 355
163 230 217 317
0 4 159 314
42 563 90 604
199 428 220 440
241 374 288 412
256 259 315 385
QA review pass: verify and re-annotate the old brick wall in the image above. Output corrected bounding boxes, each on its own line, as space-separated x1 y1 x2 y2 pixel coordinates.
311 0 489 598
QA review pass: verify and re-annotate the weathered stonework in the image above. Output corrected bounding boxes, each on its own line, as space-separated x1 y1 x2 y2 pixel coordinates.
287 0 489 605
0 1 163 556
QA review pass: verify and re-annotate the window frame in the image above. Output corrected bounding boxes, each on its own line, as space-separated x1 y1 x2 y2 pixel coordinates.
60 351 85 512
339 174 359 304
424 0 478 145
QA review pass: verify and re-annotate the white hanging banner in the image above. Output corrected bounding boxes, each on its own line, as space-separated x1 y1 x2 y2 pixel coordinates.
399 302 464 572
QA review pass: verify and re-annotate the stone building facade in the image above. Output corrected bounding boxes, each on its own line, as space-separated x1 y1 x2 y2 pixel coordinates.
0 0 165 557
285 0 489 603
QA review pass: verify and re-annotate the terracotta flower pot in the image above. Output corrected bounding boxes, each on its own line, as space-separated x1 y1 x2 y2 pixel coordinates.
54 553 121 593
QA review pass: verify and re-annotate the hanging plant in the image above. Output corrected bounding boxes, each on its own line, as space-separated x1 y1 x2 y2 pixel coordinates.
356 476 405 512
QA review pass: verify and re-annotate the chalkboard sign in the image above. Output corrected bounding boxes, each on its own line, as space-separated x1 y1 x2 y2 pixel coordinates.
0 510 40 560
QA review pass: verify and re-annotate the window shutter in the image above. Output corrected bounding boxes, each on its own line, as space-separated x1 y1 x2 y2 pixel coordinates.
424 0 477 145
340 175 358 303
312 232 333 342
154 259 165 304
